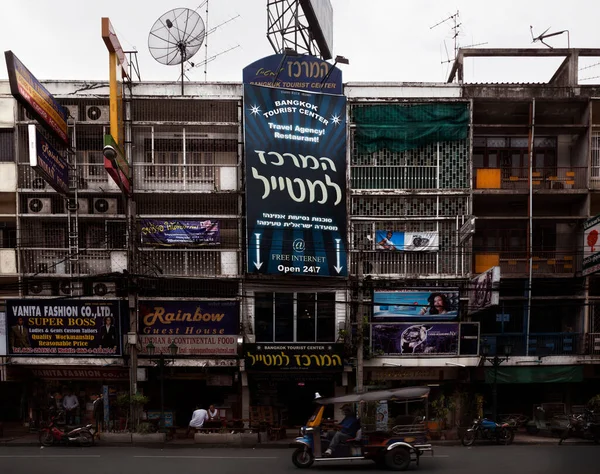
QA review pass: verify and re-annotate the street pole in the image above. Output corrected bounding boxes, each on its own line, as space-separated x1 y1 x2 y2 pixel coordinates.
492 358 499 422
159 355 165 432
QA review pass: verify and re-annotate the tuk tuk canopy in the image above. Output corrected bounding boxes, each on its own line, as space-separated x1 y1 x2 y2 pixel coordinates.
316 386 430 405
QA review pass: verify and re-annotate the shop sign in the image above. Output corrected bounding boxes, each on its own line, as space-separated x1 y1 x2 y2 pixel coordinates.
369 368 440 381
30 367 129 380
244 343 344 371
138 300 239 356
243 85 347 277
140 219 220 247
371 323 459 356
5 299 123 356
28 124 69 195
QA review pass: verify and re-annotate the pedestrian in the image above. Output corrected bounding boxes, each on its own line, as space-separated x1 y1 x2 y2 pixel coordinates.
93 394 104 432
62 389 79 425
186 405 208 438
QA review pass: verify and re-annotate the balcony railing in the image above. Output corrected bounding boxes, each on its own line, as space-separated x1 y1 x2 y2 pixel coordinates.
481 333 584 356
20 249 111 275
139 249 240 277
350 249 468 277
587 333 600 355
133 164 239 192
475 252 579 275
474 167 587 190
351 165 438 190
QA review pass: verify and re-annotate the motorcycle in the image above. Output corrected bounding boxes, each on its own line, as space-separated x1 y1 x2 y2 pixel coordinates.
558 409 600 445
461 418 514 446
38 412 95 447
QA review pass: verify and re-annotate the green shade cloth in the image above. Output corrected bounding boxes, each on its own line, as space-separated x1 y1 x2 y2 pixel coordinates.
352 103 469 154
485 366 583 384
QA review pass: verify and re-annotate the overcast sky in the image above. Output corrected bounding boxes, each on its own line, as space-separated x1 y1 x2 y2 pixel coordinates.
1 0 599 85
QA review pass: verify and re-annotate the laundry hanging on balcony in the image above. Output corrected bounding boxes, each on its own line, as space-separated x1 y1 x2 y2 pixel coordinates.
352 103 469 154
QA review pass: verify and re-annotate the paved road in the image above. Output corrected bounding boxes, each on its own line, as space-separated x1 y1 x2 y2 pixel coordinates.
0 444 598 474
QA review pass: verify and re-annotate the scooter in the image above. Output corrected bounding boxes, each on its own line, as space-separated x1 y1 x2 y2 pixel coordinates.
558 409 600 445
38 412 94 447
461 417 514 446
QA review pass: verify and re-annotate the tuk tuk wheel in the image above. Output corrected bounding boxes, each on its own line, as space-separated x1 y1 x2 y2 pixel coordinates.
292 447 314 469
385 447 411 471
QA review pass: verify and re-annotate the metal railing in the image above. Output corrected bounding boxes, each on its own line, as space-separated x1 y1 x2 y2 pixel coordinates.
481 333 584 356
350 249 467 276
20 249 111 275
587 333 600 355
476 251 579 275
351 165 438 190
475 166 587 190
133 163 239 192
139 249 240 277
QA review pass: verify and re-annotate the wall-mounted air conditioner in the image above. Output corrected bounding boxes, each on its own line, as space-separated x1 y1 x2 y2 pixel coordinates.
58 280 82 296
92 281 116 297
65 198 89 214
85 105 109 122
27 281 52 296
93 198 118 214
32 177 48 190
27 197 52 214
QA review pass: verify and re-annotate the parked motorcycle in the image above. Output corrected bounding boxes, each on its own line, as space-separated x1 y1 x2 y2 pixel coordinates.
558 409 600 445
38 411 94 447
461 418 514 446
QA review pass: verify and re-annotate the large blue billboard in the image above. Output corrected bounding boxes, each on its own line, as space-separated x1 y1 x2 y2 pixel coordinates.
28 125 69 195
244 85 347 277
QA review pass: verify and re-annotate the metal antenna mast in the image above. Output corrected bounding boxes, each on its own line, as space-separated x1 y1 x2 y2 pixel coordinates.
430 10 461 63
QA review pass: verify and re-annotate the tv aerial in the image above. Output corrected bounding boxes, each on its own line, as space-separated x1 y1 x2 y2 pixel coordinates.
148 8 206 95
530 26 570 49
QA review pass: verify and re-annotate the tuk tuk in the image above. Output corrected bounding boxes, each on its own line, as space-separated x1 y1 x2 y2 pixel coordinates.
291 386 433 471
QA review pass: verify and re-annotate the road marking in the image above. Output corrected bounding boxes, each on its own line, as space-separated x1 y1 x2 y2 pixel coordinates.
133 455 278 460
0 455 101 458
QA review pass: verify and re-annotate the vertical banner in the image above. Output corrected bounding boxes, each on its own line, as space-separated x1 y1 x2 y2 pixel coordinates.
583 214 600 276
28 124 69 195
244 85 347 277
0 311 6 356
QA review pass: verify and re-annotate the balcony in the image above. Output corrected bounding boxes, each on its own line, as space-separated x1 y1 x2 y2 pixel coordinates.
350 249 468 277
351 165 437 190
474 252 579 275
474 167 587 190
133 163 239 192
20 249 113 275
481 333 584 356
587 333 600 355
139 249 240 277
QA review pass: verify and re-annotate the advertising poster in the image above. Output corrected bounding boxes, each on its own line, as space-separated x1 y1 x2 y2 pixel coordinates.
375 230 439 252
138 300 239 356
583 214 600 276
468 266 500 314
373 290 459 321
372 323 459 356
6 300 122 356
140 219 220 247
28 124 69 195
244 343 344 371
244 85 347 277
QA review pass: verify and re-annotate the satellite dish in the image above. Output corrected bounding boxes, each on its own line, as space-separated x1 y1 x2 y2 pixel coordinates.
148 8 206 94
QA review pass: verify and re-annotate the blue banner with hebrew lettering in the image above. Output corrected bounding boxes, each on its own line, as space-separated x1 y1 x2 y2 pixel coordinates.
243 85 347 277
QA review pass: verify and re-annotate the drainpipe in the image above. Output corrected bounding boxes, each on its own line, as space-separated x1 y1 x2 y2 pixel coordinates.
525 99 536 356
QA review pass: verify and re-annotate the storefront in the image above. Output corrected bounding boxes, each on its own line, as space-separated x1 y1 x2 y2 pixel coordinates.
244 343 347 427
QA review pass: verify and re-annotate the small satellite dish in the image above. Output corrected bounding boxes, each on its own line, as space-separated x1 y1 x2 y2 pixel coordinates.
148 8 206 93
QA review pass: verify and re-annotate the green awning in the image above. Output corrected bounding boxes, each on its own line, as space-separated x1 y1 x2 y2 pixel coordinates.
352 103 469 154
485 366 583 384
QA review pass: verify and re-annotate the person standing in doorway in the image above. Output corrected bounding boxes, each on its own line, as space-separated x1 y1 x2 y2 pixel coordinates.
186 405 208 437
62 389 79 426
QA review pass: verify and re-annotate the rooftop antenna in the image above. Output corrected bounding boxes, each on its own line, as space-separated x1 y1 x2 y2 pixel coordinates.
430 10 461 63
148 8 206 95
530 25 570 49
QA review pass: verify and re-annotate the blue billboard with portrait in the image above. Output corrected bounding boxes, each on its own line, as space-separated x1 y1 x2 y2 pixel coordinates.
243 84 347 277
373 289 459 321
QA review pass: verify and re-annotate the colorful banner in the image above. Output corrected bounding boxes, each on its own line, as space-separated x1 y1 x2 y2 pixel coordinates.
244 343 344 371
244 85 347 277
5 300 122 356
373 290 459 321
140 219 220 246
28 124 69 195
243 54 342 94
372 323 459 356
138 300 239 356
103 134 132 195
5 51 68 144
468 266 500 314
583 214 600 276
375 230 439 251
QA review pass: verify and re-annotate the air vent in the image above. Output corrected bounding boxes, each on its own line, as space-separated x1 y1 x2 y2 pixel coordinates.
85 105 109 121
93 282 116 297
93 198 118 214
27 198 52 214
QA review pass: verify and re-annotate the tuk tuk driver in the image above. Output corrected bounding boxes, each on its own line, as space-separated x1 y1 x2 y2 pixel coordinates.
324 404 361 456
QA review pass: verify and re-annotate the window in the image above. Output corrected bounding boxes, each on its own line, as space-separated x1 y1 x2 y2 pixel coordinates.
254 292 337 343
0 130 14 162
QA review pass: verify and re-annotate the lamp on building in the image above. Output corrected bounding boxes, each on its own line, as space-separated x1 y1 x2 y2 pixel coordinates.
320 55 350 87
481 340 512 422
146 341 178 432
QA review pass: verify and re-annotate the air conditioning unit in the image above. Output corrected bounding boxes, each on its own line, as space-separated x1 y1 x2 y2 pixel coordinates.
27 197 52 214
58 280 82 296
64 105 79 122
93 198 118 214
85 105 109 122
92 281 116 297
28 281 52 296
66 198 89 214
32 177 48 190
